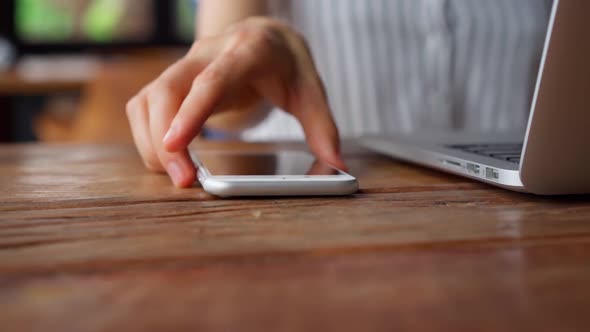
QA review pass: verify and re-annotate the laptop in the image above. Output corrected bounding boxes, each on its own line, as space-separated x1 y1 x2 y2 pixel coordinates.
360 0 589 195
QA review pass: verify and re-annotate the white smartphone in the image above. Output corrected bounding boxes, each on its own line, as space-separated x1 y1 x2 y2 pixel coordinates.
194 150 358 197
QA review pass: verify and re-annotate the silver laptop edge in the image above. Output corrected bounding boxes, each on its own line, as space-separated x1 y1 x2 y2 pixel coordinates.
360 0 590 195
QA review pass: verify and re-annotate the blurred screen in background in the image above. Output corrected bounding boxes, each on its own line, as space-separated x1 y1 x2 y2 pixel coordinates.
14 0 197 45
176 0 196 42
16 0 155 43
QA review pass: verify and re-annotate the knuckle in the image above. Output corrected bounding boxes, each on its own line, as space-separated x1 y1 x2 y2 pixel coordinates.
126 96 142 117
188 39 203 55
249 26 279 49
143 158 162 172
143 151 163 171
147 80 178 105
229 25 253 45
151 80 175 96
291 31 311 53
227 23 278 56
287 27 305 44
219 49 240 67
195 65 225 87
135 145 162 172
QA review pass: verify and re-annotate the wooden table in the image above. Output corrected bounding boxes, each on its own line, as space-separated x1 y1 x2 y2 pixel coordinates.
0 51 181 143
0 69 88 96
1 142 590 332
0 68 89 142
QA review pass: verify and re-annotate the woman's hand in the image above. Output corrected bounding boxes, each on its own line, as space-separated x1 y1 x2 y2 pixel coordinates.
126 17 345 188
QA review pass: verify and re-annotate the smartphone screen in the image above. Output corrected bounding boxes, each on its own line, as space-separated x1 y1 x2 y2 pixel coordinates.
194 151 346 176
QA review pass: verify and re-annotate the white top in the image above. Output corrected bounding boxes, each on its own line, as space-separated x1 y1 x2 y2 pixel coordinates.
242 0 553 141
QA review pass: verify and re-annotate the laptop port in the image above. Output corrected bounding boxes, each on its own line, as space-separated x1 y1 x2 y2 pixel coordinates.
467 163 481 175
442 159 462 168
486 167 499 180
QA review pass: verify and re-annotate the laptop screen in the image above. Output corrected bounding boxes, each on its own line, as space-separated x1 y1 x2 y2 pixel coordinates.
440 0 555 131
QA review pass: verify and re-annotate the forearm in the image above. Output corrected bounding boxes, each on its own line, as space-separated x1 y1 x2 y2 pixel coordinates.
198 0 268 38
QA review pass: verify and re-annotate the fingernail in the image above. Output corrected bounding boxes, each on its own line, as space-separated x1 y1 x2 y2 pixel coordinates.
167 160 184 186
334 156 348 172
163 123 179 145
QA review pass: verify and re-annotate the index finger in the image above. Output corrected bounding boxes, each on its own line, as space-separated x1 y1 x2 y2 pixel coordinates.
146 57 208 187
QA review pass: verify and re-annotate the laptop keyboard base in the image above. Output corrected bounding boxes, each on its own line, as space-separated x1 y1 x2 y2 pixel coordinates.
447 144 523 164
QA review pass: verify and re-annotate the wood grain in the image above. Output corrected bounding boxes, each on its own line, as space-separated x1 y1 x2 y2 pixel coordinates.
1 142 590 332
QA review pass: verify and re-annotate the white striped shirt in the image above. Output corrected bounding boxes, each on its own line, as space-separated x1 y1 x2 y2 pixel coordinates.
242 0 553 141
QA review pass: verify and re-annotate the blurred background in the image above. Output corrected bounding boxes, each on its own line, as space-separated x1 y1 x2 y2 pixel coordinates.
0 0 197 143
